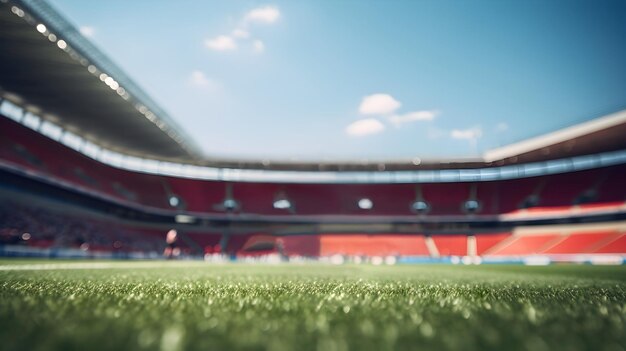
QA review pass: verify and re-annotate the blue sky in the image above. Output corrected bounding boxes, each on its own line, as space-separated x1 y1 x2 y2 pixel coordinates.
49 0 626 161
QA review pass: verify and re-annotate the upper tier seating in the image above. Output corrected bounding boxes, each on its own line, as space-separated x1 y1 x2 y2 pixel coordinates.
2 114 625 217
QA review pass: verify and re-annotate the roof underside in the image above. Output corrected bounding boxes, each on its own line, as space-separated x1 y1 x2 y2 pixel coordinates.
0 0 201 162
484 110 626 165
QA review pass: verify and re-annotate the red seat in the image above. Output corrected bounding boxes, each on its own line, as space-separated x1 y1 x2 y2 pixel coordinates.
543 231 617 254
319 234 429 256
593 234 626 253
475 233 512 255
432 235 467 256
488 234 562 255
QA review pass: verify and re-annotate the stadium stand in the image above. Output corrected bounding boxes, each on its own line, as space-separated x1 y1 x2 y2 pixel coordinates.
0 200 164 255
2 108 626 260
479 222 626 257
2 114 626 224
1 183 624 259
422 183 469 215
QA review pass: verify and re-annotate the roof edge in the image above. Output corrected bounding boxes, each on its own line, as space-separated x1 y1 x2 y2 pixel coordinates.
483 109 626 162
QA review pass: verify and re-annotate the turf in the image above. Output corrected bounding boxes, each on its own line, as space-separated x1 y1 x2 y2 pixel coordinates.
0 261 625 351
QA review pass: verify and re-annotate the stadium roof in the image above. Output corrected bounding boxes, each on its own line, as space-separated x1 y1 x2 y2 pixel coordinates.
484 110 626 166
1 0 625 172
0 0 203 162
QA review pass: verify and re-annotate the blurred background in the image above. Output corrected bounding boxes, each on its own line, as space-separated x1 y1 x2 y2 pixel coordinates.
0 0 625 264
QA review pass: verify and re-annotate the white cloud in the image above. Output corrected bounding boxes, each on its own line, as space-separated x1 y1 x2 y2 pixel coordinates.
346 118 385 137
232 28 250 39
451 127 482 141
358 94 401 115
389 110 439 126
79 26 95 38
205 35 237 51
244 6 281 24
495 122 509 132
205 6 279 54
253 40 265 53
188 70 219 91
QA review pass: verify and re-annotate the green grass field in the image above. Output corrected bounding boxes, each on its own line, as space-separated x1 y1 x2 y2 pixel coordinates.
0 260 625 351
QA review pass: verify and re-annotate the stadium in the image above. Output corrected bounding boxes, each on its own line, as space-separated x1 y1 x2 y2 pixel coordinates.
0 0 625 350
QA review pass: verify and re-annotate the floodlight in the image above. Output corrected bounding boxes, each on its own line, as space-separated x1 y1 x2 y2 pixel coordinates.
168 195 180 207
358 198 373 210
273 199 291 209
464 200 480 212
411 200 429 213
